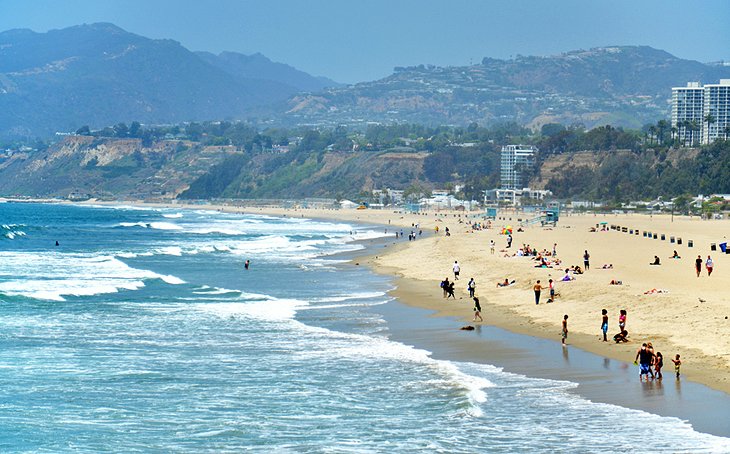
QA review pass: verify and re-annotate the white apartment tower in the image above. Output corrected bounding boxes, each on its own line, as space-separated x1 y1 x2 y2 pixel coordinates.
702 79 730 144
671 79 730 145
500 145 536 190
671 82 704 146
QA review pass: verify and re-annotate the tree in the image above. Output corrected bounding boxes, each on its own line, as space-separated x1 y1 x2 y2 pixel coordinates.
704 114 716 144
113 122 129 138
75 125 91 136
656 120 669 145
129 121 142 138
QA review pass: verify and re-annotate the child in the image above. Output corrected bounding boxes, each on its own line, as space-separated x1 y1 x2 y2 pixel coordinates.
547 279 555 303
561 314 569 345
601 309 608 342
672 354 682 379
655 352 664 379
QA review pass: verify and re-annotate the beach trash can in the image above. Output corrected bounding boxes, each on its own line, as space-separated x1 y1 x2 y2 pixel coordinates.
688 240 693 248
635 230 639 235
630 229 634 234
670 236 675 243
711 243 716 251
653 234 657 239
677 238 682 245
661 234 665 241
720 242 727 253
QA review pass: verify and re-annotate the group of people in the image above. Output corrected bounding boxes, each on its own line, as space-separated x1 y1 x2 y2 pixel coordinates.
634 342 682 381
440 262 484 322
695 254 714 277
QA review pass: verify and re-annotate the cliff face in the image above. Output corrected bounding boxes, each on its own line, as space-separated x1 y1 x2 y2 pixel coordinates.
0 136 236 199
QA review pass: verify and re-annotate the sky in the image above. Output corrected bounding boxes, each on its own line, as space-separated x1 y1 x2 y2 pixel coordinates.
1 0 728 84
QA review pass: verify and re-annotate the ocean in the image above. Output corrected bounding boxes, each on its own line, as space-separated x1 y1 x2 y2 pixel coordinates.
0 202 728 452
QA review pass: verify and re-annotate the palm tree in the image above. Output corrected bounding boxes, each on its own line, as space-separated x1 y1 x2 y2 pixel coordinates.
656 120 668 145
689 120 701 146
704 113 716 144
724 125 730 141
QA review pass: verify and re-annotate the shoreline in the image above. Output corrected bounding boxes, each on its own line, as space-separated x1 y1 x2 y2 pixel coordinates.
9 199 730 398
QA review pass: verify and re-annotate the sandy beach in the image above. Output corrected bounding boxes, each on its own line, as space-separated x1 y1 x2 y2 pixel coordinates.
63 199 729 394
205 203 730 395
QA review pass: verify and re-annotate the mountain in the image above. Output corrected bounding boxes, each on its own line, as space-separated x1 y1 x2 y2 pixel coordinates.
0 23 333 138
283 46 730 129
196 51 338 93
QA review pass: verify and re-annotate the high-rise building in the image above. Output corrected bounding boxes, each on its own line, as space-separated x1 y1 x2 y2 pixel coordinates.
671 79 730 145
671 82 704 146
702 79 730 144
500 145 536 190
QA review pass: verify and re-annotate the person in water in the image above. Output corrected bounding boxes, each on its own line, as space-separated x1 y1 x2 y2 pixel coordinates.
244 260 250 270
473 297 483 322
635 343 654 380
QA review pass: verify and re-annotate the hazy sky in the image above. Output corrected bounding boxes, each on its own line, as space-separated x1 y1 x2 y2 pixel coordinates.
1 0 728 83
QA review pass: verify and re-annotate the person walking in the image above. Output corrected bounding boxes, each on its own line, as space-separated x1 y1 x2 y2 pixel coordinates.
467 278 476 298
583 250 590 270
446 281 456 299
695 255 703 277
473 297 483 322
453 261 460 280
706 255 714 276
533 280 543 305
441 277 450 298
490 240 495 255
561 315 569 345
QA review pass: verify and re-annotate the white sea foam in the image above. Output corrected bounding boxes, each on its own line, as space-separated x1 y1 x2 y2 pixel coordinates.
148 222 183 231
162 213 183 219
0 252 184 301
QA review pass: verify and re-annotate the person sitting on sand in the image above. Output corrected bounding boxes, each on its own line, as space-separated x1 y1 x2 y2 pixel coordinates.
609 279 623 285
650 255 661 266
561 270 576 282
497 278 515 287
670 250 681 259
601 264 613 269
613 329 629 343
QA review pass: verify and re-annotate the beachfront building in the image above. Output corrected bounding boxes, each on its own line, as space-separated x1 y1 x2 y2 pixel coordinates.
484 188 552 206
671 80 730 145
702 79 730 144
500 145 537 190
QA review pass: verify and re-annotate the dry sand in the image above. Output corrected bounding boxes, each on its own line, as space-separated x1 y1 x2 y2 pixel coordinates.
75 200 730 394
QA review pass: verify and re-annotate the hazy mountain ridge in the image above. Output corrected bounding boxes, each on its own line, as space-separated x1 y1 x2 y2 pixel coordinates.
0 23 333 138
285 46 730 129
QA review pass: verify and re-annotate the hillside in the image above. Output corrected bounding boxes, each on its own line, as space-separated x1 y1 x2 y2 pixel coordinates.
0 23 332 139
284 46 730 129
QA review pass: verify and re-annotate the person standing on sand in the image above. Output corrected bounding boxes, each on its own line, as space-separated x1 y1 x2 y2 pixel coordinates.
619 309 627 331
453 261 460 280
552 243 557 257
655 352 664 379
583 250 590 270
635 343 653 381
467 278 476 298
601 309 609 342
672 354 682 379
706 255 714 276
533 280 543 305
507 234 512 248
547 279 555 303
473 297 483 322
490 240 495 255
561 315 569 345
695 255 703 277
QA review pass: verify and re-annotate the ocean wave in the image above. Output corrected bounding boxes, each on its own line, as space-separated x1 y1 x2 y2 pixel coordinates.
0 252 184 301
162 213 183 219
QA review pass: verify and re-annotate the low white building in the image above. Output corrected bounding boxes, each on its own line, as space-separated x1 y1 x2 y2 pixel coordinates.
484 188 552 206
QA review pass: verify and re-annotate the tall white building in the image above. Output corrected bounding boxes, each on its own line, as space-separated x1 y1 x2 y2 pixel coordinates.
672 79 730 145
500 145 536 190
702 79 730 144
671 82 704 146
